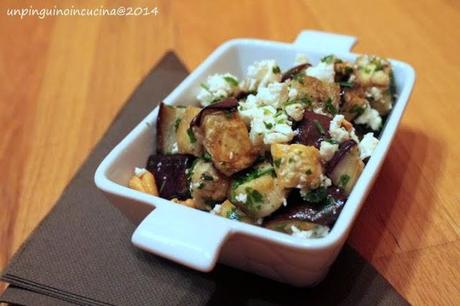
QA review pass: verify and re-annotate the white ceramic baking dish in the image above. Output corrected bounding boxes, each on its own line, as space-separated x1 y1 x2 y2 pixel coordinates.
94 30 415 286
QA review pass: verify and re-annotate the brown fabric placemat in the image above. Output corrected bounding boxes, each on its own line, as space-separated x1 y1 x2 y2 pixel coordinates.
1 52 408 306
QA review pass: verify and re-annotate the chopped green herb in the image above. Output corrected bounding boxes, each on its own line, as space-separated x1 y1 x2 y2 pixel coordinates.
293 73 305 84
272 66 281 74
231 166 276 189
226 207 241 221
224 110 233 119
302 187 328 203
197 182 205 189
321 55 335 64
273 158 282 168
288 157 294 163
313 120 325 135
244 187 264 208
274 110 284 118
223 76 239 87
264 121 273 129
174 118 181 131
339 81 353 88
203 151 212 161
285 97 311 107
325 98 338 115
339 174 350 188
305 169 312 175
263 108 272 116
323 138 338 144
200 83 210 91
350 104 365 116
202 174 214 181
276 118 285 124
187 127 197 144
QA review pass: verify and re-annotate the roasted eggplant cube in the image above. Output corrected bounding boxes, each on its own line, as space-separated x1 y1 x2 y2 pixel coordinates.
271 143 322 190
326 140 364 195
264 187 346 231
156 103 186 154
189 159 230 209
176 106 203 157
230 163 285 219
201 111 258 176
294 111 332 148
146 154 194 200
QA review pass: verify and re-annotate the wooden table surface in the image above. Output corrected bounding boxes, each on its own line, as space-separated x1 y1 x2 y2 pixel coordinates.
1 0 459 305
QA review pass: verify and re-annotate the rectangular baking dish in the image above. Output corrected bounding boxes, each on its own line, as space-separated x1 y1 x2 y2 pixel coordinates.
94 30 415 286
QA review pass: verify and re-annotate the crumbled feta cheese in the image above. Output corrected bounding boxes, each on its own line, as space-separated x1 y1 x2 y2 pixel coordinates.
171 142 179 154
359 132 379 160
284 103 305 121
355 106 382 131
306 62 335 83
288 87 298 99
312 107 328 115
134 167 147 177
243 60 281 91
319 141 339 162
290 225 330 239
366 86 383 101
238 102 295 146
256 218 263 225
235 193 247 203
255 82 289 108
197 73 239 106
210 204 222 215
320 174 332 188
295 53 309 65
329 114 358 143
282 198 288 206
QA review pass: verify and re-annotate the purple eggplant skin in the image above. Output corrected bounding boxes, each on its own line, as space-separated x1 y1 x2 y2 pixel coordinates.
190 97 239 128
294 110 332 148
325 139 357 176
263 187 347 228
281 63 311 82
146 154 194 200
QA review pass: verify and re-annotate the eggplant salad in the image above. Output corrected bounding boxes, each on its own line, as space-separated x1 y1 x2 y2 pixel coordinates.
128 54 396 239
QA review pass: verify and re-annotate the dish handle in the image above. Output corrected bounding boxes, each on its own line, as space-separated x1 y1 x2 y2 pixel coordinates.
293 30 357 53
131 204 229 271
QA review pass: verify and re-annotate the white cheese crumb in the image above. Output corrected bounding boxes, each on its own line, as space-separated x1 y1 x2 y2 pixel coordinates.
243 59 281 91
284 103 305 121
256 218 263 225
134 167 147 177
290 225 330 239
306 62 335 83
320 174 332 188
282 198 288 206
294 53 309 65
171 142 179 154
235 193 247 203
319 141 339 162
355 106 382 131
238 103 295 146
288 87 298 99
366 86 383 101
255 82 289 109
359 132 379 160
329 115 352 143
196 73 239 106
210 204 222 215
